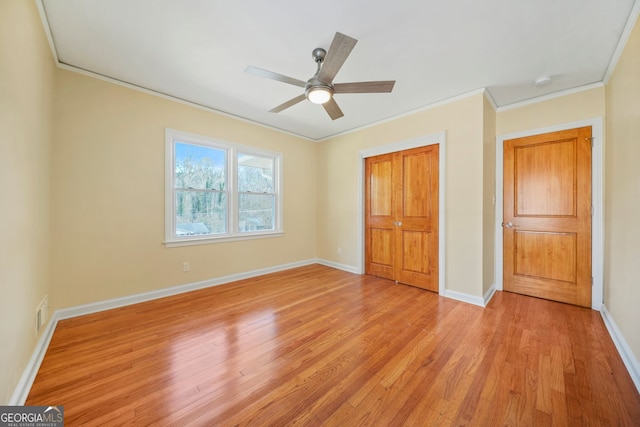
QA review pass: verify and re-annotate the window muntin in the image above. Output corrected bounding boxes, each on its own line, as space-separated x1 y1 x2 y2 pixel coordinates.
165 129 282 246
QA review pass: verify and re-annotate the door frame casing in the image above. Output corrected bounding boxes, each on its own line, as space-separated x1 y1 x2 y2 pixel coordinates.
495 118 604 310
358 132 446 296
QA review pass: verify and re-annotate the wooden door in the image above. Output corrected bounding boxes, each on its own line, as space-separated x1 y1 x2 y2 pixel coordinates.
365 152 396 282
503 127 592 307
365 145 439 292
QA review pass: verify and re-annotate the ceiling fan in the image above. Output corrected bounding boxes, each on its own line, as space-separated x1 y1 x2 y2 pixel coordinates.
245 32 395 120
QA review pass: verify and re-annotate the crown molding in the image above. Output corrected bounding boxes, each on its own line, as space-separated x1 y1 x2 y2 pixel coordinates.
603 0 640 84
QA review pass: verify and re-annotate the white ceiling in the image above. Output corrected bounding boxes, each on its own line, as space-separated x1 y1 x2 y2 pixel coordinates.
38 0 637 141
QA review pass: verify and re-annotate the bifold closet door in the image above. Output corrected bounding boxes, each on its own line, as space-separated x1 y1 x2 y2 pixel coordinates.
365 145 439 292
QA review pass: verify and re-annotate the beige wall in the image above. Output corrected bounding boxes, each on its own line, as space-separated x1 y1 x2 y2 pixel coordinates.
605 15 640 365
50 70 317 309
496 86 605 136
318 94 486 298
482 96 496 295
0 1 55 404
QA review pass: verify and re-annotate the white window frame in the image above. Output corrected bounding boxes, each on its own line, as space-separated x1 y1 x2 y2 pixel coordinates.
164 128 283 247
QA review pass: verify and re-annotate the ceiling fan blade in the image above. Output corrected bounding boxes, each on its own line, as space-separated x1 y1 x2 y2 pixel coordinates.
323 98 344 120
333 81 396 94
318 32 357 84
269 94 306 113
245 66 307 88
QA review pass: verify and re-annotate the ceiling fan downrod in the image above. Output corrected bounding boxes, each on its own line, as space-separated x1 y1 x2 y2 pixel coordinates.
306 47 332 104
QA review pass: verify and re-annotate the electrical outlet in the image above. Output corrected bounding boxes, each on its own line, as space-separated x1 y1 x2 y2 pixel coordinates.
183 261 190 272
337 247 342 254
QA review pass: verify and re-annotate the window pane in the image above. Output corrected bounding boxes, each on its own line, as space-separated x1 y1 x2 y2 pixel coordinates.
176 190 226 235
238 193 274 232
175 142 226 190
237 153 274 193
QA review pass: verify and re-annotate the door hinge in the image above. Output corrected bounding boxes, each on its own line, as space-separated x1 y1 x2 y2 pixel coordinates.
586 136 594 147
591 205 594 216
591 276 594 287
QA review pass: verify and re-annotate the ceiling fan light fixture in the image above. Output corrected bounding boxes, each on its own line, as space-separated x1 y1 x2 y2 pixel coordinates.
306 86 332 104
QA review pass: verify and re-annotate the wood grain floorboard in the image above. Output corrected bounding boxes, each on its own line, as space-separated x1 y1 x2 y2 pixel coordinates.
26 264 640 426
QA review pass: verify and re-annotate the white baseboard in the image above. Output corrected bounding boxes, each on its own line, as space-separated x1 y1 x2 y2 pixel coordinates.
600 304 640 393
318 259 494 309
9 313 59 405
314 258 359 274
443 289 486 307
10 258 318 403
443 283 496 308
57 259 317 320
483 283 497 306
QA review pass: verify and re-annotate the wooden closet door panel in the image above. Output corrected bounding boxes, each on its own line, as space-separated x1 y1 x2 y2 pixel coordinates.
365 153 396 280
396 145 439 291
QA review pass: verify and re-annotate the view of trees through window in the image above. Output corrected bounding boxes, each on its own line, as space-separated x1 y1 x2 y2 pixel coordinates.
238 153 275 232
175 142 226 235
174 142 275 236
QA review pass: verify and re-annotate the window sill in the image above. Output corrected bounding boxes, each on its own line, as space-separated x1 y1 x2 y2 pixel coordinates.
164 231 284 248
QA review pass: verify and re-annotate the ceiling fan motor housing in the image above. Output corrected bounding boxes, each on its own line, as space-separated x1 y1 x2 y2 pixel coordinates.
312 48 327 64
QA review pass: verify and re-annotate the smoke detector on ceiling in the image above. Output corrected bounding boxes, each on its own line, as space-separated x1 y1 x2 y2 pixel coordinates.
534 76 552 86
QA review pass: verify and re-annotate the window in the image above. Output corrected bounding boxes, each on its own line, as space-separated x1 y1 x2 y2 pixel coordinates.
165 129 282 246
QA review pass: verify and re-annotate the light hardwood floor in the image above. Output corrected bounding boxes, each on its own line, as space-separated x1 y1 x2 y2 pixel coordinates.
27 264 640 426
